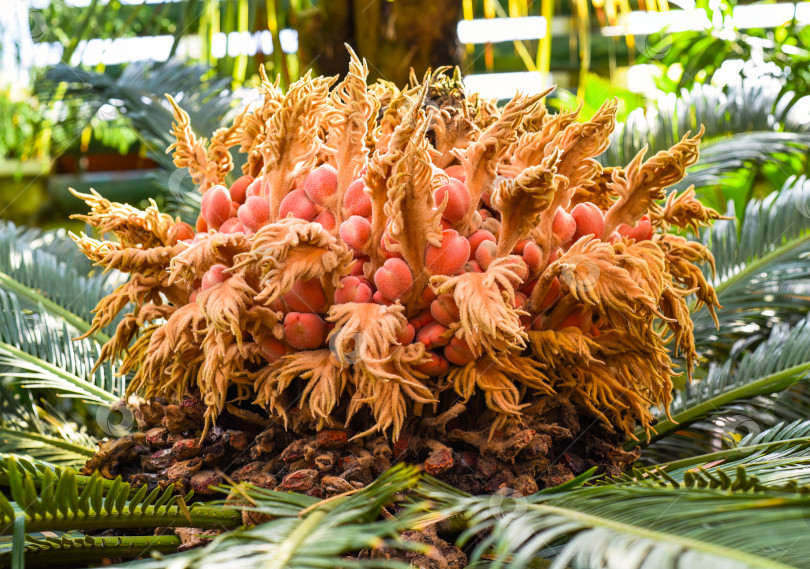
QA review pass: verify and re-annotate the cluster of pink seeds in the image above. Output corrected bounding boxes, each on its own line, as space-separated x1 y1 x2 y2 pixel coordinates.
175 163 653 375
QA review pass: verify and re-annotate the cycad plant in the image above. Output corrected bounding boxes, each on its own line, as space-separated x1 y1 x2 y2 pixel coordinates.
4 56 810 569
64 52 722 493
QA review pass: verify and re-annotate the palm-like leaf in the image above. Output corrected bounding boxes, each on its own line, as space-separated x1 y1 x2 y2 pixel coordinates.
635 381 810 464
0 455 241 569
675 132 810 207
628 419 810 492
35 61 243 223
4 463 426 569
0 221 121 341
0 404 96 468
599 77 810 213
8 534 182 568
425 477 810 569
0 251 122 465
35 61 237 170
0 454 119 490
0 456 241 534
600 77 806 165
0 430 93 468
694 175 810 351
638 316 810 461
640 178 810 456
0 289 121 405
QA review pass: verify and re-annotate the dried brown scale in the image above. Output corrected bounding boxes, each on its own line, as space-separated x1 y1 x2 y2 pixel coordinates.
164 457 203 481
174 528 220 552
279 469 319 492
356 525 468 569
87 395 635 499
424 446 454 475
190 471 223 495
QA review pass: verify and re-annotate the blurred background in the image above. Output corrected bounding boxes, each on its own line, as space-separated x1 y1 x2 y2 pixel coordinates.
1 0 809 230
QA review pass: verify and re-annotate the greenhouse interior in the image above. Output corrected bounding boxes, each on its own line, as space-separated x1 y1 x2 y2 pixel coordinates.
3 1 810 568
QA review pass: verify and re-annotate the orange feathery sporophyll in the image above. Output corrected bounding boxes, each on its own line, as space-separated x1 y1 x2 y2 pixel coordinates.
71 50 721 443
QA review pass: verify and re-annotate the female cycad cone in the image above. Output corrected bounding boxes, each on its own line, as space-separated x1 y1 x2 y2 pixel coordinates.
71 52 722 492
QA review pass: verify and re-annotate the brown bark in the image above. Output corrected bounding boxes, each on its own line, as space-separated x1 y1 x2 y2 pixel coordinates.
295 0 462 85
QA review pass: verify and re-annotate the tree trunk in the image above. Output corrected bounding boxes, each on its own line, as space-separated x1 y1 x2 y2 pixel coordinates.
295 0 462 85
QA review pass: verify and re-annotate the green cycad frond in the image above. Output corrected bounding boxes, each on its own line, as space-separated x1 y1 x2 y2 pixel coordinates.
0 429 92 469
600 77 804 165
694 175 810 350
0 456 242 569
0 289 121 405
672 319 810 420
0 222 121 341
600 78 810 217
0 224 124 463
681 132 810 207
669 418 810 483
0 454 117 490
4 534 182 568
0 391 96 467
636 382 810 466
425 480 810 569
638 316 810 457
35 61 240 223
609 420 810 493
0 416 96 468
0 454 61 481
0 290 115 466
35 61 236 170
107 465 427 569
655 178 810 458
0 457 241 535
